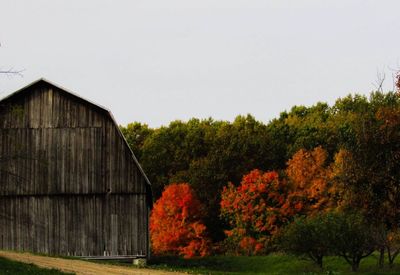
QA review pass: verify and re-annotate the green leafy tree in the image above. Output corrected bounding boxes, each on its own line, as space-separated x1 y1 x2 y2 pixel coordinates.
120 122 153 160
330 212 377 272
280 211 378 271
279 214 335 268
267 102 341 170
140 119 212 198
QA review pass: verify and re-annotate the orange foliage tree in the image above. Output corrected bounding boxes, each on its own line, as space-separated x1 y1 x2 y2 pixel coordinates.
220 170 288 255
284 146 337 215
150 183 210 258
220 147 341 255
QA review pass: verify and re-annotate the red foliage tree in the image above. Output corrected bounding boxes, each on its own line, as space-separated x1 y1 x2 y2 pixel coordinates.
150 183 210 258
220 170 288 254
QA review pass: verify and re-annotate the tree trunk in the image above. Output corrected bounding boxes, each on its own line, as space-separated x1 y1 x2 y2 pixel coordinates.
378 246 385 268
389 257 394 267
316 256 323 269
387 247 400 267
351 259 360 272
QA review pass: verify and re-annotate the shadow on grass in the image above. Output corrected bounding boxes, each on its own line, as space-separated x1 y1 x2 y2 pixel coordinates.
0 257 73 275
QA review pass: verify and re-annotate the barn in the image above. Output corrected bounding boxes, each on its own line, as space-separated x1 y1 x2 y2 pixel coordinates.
0 78 152 260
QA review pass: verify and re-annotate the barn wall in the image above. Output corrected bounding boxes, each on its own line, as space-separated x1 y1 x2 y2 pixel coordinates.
0 81 150 257
0 126 147 195
0 194 148 256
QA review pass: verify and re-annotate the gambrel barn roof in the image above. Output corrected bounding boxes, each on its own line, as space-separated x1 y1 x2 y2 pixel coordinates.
0 78 152 204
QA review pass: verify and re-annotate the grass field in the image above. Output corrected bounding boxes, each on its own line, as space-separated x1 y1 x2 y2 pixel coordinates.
2 252 400 274
0 257 71 275
148 253 400 274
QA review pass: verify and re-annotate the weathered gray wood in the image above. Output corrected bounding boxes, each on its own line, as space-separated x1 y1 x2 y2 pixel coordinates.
0 80 151 258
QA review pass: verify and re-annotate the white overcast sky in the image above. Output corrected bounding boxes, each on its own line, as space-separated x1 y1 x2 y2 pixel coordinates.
1 0 399 127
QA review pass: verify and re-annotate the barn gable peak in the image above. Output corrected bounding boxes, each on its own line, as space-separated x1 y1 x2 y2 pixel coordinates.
1 78 110 113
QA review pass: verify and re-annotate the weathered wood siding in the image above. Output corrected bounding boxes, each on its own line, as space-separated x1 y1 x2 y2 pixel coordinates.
0 80 151 257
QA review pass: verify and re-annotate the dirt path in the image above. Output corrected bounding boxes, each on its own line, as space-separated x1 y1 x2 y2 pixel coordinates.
0 251 186 275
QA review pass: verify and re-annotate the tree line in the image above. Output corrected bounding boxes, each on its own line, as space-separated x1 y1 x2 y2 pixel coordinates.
121 80 400 270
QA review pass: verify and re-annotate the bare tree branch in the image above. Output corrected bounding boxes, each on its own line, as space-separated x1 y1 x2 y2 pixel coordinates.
0 68 24 77
0 42 24 77
372 70 386 92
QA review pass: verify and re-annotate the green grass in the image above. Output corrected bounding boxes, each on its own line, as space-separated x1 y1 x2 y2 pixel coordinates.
148 253 400 274
0 257 72 275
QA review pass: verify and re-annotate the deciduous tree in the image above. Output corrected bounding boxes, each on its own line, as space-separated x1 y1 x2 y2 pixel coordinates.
279 214 334 268
119 122 153 160
150 183 210 258
330 212 377 272
220 170 287 254
284 146 336 215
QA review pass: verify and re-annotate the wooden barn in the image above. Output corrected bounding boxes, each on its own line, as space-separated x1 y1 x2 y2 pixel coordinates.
0 78 152 260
